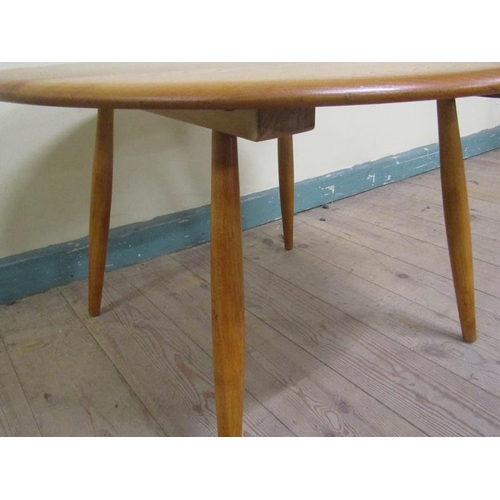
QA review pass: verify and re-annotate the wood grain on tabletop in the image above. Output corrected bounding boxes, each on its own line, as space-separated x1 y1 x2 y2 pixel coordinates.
0 63 499 109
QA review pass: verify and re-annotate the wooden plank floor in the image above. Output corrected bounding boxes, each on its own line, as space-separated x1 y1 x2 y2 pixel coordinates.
1 149 500 436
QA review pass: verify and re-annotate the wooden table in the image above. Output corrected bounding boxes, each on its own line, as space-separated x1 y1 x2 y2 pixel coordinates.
1 63 500 437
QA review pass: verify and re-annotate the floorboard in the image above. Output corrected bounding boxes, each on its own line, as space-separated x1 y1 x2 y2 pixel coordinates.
61 272 293 437
174 233 500 436
1 148 500 436
0 337 40 436
0 289 164 436
120 256 421 436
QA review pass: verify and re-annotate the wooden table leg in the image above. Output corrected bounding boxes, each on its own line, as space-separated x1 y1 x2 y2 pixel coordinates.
211 131 245 436
88 109 114 317
278 136 295 250
437 99 476 342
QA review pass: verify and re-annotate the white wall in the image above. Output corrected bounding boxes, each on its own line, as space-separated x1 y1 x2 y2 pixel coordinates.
1 62 500 259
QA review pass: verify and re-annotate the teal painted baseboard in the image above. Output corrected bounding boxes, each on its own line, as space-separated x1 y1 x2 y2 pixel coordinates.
1 125 500 305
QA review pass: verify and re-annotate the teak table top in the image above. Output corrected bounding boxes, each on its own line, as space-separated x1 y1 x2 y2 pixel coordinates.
0 62 500 109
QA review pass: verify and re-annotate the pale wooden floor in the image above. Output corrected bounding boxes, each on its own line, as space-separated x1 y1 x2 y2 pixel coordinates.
1 149 500 437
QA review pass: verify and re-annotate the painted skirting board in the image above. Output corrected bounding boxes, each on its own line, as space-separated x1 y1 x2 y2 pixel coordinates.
1 125 500 305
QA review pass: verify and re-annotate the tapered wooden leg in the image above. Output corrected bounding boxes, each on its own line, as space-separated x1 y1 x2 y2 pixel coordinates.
88 109 114 317
437 99 476 342
278 136 295 250
211 131 245 437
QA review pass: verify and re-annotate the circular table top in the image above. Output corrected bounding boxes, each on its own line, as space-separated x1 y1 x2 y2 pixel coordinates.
0 62 499 110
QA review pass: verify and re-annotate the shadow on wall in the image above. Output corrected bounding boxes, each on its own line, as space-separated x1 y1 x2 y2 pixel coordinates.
0 107 211 260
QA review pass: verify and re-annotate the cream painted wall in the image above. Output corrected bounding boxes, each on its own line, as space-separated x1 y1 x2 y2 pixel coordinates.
1 62 500 259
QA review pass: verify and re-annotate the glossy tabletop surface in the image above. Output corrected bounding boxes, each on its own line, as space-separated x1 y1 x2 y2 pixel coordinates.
0 62 500 110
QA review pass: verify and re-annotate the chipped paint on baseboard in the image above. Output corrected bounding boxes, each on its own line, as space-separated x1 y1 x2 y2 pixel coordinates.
1 124 500 305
